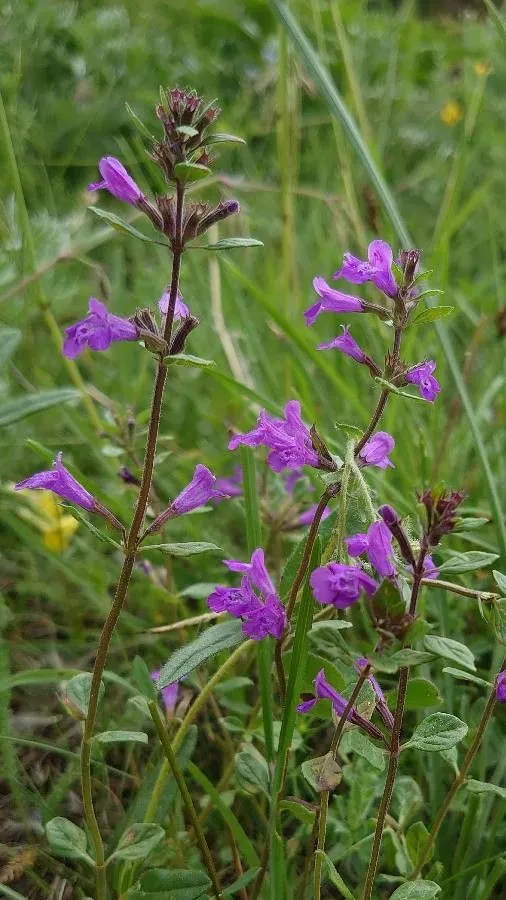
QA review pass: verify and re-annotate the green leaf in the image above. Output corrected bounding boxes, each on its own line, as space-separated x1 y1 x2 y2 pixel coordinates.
0 388 78 427
173 161 211 183
392 650 434 667
88 207 166 245
46 817 93 865
437 551 499 575
62 672 104 720
223 869 261 896
441 667 490 688
234 744 270 795
142 542 222 557
165 353 216 369
389 883 441 900
199 237 263 250
424 635 476 671
131 656 158 700
0 326 21 368
406 821 433 868
484 0 506 44
157 620 245 687
65 506 122 548
440 746 460 775
127 867 211 898
412 306 454 327
301 752 342 793
110 824 165 862
279 799 316 827
314 850 356 899
404 678 442 710
403 713 468 753
493 570 506 594
94 730 148 745
454 517 489 532
340 730 386 771
176 125 199 137
205 132 246 145
465 779 506 799
393 776 423 828
125 103 154 140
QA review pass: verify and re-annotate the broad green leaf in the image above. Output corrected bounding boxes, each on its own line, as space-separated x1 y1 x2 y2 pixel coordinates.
205 132 246 145
0 326 21 367
389 883 441 899
393 776 423 828
94 730 148 745
165 353 216 369
412 306 454 326
309 619 352 636
88 207 166 245
314 850 356 899
403 713 467 753
493 570 506 594
340 730 385 771
465 779 506 799
279 799 316 827
62 672 104 720
234 744 270 795
110 824 165 862
174 161 211 182
200 237 263 250
437 551 499 575
142 542 222 557
46 817 93 865
406 821 433 868
404 678 442 710
157 620 244 687
127 867 211 898
424 635 475 671
441 667 490 688
0 389 78 427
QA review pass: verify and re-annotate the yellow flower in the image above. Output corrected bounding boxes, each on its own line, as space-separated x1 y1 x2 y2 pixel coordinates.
474 61 492 78
17 489 79 552
440 100 463 127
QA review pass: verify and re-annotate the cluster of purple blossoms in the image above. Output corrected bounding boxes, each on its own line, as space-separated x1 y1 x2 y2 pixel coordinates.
405 361 441 403
334 239 399 299
208 548 286 640
63 298 138 359
310 562 378 610
229 400 321 473
346 521 396 579
297 669 383 741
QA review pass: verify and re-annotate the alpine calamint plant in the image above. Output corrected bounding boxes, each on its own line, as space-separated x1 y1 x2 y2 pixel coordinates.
15 86 506 899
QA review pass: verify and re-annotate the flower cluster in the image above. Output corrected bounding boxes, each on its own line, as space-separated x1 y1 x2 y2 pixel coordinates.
208 549 286 640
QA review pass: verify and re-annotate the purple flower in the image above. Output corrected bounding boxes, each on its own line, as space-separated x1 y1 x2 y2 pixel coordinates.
15 452 96 512
305 277 364 327
228 400 320 473
214 466 243 500
405 360 441 402
358 432 395 469
151 670 179 716
495 671 506 703
310 563 378 609
297 669 383 741
88 156 143 205
346 521 396 579
159 290 190 320
62 298 138 359
354 657 394 730
207 548 286 640
317 326 366 362
421 555 439 580
333 240 398 299
148 465 225 533
297 503 331 527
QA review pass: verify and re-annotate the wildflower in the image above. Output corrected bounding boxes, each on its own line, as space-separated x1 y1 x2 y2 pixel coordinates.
208 548 286 640
214 466 243 500
495 671 506 702
228 400 323 473
297 503 331 527
333 239 398 300
358 432 395 469
17 490 79 552
378 504 416 568
421 555 439 579
354 657 394 730
317 326 366 361
151 670 179 716
62 298 138 359
474 61 491 78
440 101 463 127
297 669 383 741
405 360 441 402
346 520 396 578
310 562 378 609
88 156 144 205
159 290 190 320
16 453 97 512
148 465 225 532
304 277 364 326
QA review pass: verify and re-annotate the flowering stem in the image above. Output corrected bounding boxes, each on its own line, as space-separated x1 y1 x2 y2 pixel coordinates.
148 701 222 900
362 555 426 900
408 666 502 880
79 182 186 898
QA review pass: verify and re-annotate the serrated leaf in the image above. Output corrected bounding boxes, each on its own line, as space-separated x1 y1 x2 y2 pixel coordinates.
89 206 166 245
340 730 386 771
0 389 78 427
424 635 476 671
315 850 356 898
389 883 441 899
437 551 499 575
157 619 245 687
205 132 246 145
174 161 211 183
200 237 263 250
412 306 454 326
62 672 104 720
127 866 210 898
465 779 506 799
46 817 93 865
441 667 490 687
93 730 148 745
403 713 468 752
235 744 270 794
165 353 216 369
110 824 165 862
0 326 21 368
142 542 222 557
493 570 506 593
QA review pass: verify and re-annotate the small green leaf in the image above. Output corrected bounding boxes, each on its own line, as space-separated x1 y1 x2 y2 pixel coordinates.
440 746 460 775
412 305 455 326
93 730 148 745
441 667 491 687
393 776 423 828
340 730 386 771
176 125 200 137
424 635 476 671
392 649 434 667
142 541 222 557
174 161 211 183
404 678 442 710
65 506 122 548
46 817 93 865
412 289 445 301
205 132 246 145
0 389 79 427
454 517 489 532
199 237 264 250
374 377 427 402
223 869 261 896
389 882 441 900
235 744 270 795
125 103 154 140
0 327 21 368
89 207 167 245
279 799 316 827
131 656 158 700
157 620 245 687
110 824 165 862
403 713 467 753
314 850 356 898
63 672 104 720
406 821 433 868
437 551 499 575
127 867 211 898
493 570 506 594
335 421 363 437
165 353 216 369
465 779 506 799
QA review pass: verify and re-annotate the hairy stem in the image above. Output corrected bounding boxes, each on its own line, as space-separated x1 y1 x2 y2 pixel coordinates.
148 701 222 900
354 390 389 456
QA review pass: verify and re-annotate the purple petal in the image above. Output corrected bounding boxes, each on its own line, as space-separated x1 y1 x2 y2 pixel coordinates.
345 533 369 557
15 452 96 511
92 156 143 205
305 277 364 326
359 432 395 469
